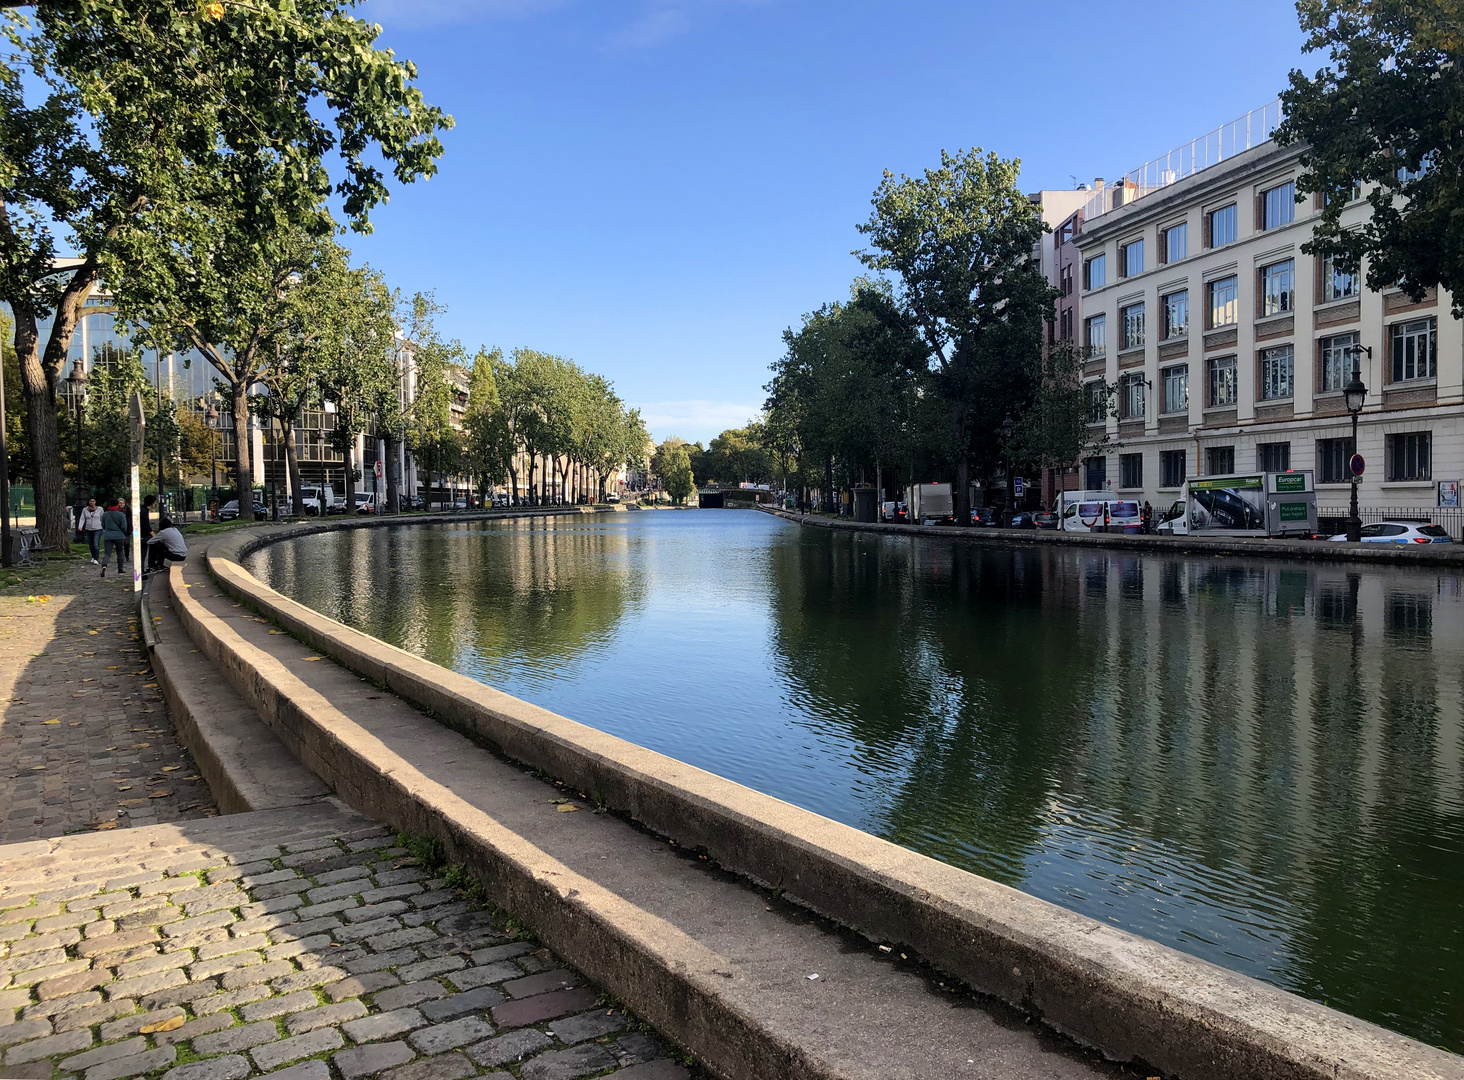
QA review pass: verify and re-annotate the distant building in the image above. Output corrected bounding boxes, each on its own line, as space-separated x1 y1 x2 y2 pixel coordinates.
1075 99 1461 517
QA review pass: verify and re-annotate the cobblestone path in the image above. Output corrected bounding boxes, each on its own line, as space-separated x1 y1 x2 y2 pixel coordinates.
0 561 216 841
0 807 689 1080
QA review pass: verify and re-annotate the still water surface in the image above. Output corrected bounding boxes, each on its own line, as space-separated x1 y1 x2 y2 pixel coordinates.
248 510 1464 1050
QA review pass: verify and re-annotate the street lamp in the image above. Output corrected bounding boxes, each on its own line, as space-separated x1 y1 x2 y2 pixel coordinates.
204 398 220 520
1344 344 1371 543
67 361 88 501
1001 414 1016 526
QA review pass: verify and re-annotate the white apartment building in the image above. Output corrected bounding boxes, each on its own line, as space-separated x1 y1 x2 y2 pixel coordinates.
1074 104 1461 518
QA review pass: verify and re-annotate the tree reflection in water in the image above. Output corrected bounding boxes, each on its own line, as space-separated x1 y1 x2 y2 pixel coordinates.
250 512 1464 1052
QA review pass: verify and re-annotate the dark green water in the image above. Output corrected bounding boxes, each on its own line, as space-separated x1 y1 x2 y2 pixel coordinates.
247 510 1464 1050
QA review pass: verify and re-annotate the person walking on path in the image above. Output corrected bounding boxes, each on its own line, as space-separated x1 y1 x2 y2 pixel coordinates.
145 516 188 573
78 497 104 563
100 498 129 577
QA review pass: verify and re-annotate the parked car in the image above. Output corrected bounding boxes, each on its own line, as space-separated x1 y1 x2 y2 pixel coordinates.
972 506 1000 527
408 494 425 511
217 499 268 521
881 500 908 523
298 485 334 516
492 493 510 508
354 493 378 515
1327 521 1453 544
1034 509 1060 530
604 492 620 504
1007 510 1038 529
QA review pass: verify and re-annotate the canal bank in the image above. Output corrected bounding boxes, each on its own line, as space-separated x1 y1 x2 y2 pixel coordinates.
139 509 1464 1079
758 505 1464 564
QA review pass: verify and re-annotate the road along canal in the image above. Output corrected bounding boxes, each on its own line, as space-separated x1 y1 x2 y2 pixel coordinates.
245 508 1464 1055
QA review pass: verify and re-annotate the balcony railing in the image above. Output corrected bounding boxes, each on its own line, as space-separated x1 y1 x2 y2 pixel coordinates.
1083 99 1283 223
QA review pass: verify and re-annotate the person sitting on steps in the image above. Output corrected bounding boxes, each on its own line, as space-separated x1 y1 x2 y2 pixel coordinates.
145 517 188 574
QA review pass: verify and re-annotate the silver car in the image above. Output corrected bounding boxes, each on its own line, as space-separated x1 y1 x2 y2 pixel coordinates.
1328 521 1453 544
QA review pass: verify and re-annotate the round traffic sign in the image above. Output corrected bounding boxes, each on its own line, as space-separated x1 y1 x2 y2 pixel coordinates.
1349 453 1365 477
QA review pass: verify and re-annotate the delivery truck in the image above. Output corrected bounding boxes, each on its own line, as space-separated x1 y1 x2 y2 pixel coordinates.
1156 471 1317 538
909 483 954 524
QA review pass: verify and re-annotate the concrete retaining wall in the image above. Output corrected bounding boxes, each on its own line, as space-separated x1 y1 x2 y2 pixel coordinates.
184 510 1461 1080
761 506 1464 565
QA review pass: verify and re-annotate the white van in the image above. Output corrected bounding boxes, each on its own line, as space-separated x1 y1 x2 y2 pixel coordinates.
1058 491 1142 533
299 485 335 516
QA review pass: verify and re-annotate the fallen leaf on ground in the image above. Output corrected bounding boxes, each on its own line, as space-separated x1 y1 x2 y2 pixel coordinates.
139 1016 185 1034
148 790 172 799
30 765 44 770
42 719 59 725
304 657 323 661
92 820 117 830
162 765 180 771
555 804 577 813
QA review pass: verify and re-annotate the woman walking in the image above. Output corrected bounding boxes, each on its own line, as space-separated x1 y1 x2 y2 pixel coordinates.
78 498 104 564
100 498 129 578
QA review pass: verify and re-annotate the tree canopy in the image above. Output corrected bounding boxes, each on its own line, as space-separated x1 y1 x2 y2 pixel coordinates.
1278 0 1464 313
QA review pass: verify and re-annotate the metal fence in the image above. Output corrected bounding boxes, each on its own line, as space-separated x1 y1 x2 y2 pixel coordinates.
1083 98 1283 222
1317 506 1464 540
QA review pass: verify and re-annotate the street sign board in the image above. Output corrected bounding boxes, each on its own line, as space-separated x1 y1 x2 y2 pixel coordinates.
1350 453 1365 477
1013 475 1025 497
374 460 384 479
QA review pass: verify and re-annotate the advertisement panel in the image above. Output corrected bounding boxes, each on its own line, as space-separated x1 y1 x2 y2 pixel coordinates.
1187 475 1265 530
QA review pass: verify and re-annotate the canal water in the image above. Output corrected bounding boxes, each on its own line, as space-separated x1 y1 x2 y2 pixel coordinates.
248 509 1464 1050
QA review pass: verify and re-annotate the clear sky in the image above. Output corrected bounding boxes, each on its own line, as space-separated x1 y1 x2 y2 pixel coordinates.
354 0 1311 445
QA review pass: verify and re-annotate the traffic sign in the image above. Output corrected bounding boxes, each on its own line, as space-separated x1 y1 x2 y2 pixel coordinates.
1013 475 1025 497
1349 453 1365 477
374 460 384 479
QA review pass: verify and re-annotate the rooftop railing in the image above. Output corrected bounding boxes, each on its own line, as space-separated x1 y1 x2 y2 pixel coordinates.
1083 99 1284 222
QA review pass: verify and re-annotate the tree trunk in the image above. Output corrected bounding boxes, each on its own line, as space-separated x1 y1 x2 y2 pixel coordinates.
385 434 401 515
343 440 355 518
823 455 834 513
508 463 518 507
232 381 254 521
952 398 972 527
285 411 305 517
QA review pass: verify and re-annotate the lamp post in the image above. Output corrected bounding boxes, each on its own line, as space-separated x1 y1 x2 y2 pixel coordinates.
205 398 220 520
1001 414 1016 527
68 361 88 501
1343 344 1371 543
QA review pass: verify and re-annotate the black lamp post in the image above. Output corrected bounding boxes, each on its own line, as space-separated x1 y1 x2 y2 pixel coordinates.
1344 344 1371 543
205 399 220 519
68 361 88 500
1001 414 1016 526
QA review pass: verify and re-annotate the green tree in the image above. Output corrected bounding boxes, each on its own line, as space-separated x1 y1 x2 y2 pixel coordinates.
392 292 464 514
462 348 513 503
652 439 695 504
1277 0 1464 313
0 0 450 546
856 148 1052 524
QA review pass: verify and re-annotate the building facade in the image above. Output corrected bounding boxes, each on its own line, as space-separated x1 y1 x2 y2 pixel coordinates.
1074 120 1462 518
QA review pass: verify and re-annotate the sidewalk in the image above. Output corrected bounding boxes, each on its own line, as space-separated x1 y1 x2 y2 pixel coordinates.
0 556 216 841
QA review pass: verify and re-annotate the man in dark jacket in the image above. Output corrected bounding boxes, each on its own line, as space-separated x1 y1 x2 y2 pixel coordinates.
100 498 128 577
141 494 156 542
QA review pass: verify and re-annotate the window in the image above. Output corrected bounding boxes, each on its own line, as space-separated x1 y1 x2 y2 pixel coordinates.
1261 259 1295 316
1319 332 1359 393
1397 153 1434 184
1316 437 1355 484
1258 442 1291 472
1120 454 1143 489
1121 373 1146 420
1207 203 1237 248
1085 314 1107 357
1060 263 1073 297
1208 355 1237 407
1322 182 1363 207
1261 181 1296 230
1086 381 1108 424
1084 456 1107 489
1260 345 1294 400
1121 239 1144 278
1160 450 1186 488
1208 275 1238 328
1163 222 1188 264
1386 431 1431 481
1321 252 1359 301
1391 317 1437 382
1085 254 1106 290
1162 365 1188 414
1207 446 1235 475
1163 290 1188 339
1059 307 1073 341
1121 302 1145 350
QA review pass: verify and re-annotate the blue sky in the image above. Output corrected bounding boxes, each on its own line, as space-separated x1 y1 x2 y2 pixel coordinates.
354 0 1310 444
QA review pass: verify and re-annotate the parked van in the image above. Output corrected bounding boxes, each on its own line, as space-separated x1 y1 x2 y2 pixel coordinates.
909 483 954 524
299 484 335 516
1058 491 1142 533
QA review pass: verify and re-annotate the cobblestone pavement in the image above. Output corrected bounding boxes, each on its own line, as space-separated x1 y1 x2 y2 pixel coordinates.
0 560 216 841
0 811 690 1080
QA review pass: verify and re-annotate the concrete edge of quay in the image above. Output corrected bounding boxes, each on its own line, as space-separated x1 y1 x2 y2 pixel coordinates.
758 505 1464 564
171 509 1461 1080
